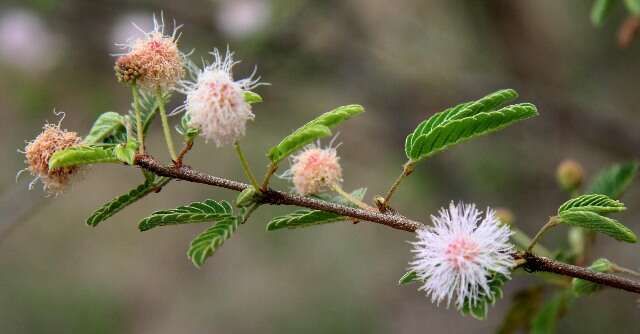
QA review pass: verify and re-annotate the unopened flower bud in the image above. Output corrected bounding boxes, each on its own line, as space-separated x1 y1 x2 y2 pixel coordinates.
495 207 515 226
556 159 584 192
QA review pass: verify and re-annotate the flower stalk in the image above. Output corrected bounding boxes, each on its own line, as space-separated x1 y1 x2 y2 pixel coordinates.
234 141 261 192
330 183 374 210
131 84 145 154
156 89 178 161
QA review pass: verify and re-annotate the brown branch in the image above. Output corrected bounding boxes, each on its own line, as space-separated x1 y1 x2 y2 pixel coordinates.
522 253 640 294
135 154 423 232
134 154 640 294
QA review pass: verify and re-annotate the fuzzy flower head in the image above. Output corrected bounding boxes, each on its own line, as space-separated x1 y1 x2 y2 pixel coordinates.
20 115 82 195
409 202 515 310
114 14 185 91
283 140 343 195
177 48 261 147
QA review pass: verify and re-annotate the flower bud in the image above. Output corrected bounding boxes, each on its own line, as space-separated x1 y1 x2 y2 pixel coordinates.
556 159 584 192
495 207 515 226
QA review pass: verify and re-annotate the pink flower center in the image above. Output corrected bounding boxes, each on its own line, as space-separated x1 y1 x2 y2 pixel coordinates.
445 236 480 270
204 81 238 108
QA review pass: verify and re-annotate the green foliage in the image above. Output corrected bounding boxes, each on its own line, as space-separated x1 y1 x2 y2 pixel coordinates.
530 290 573 334
405 89 517 158
235 187 262 208
624 0 640 14
591 0 618 26
398 271 420 285
243 91 263 104
267 104 364 163
587 161 638 199
131 89 160 136
86 176 170 227
405 89 537 162
175 113 199 140
83 112 125 145
497 286 544 334
267 210 347 231
557 194 625 214
187 215 239 267
138 199 234 231
571 258 613 296
266 189 366 231
558 210 637 243
49 146 119 169
460 273 509 320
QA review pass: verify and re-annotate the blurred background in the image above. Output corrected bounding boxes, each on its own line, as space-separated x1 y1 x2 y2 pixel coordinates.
0 0 639 333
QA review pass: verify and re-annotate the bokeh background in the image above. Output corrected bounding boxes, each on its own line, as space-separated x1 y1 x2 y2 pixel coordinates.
1 0 639 333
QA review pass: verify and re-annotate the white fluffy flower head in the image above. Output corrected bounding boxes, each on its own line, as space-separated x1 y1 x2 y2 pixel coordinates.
177 48 260 147
282 140 343 195
409 202 515 310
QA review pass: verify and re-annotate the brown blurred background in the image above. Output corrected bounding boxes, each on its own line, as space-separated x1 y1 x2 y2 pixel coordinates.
0 0 639 333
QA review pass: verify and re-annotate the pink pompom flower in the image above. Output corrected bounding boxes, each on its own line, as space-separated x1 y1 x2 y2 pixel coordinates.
409 202 515 310
175 48 261 147
282 140 343 196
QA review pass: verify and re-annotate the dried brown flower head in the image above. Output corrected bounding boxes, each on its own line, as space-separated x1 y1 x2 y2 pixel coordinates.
23 121 82 195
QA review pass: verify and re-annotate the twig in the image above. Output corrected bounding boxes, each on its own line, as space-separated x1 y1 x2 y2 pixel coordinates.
134 154 640 294
174 139 193 168
381 161 415 211
521 253 640 294
527 216 560 252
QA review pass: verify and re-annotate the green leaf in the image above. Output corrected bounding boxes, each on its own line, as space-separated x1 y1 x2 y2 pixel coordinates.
83 112 125 145
592 0 618 26
267 209 346 231
187 215 239 267
138 199 234 231
405 89 519 158
530 290 573 334
398 271 420 285
558 210 637 243
407 103 537 162
48 146 119 169
625 0 640 14
587 161 638 199
86 176 170 227
571 258 613 296
243 91 263 104
267 104 364 163
235 187 262 208
558 194 625 214
175 113 199 140
266 188 367 231
113 143 137 165
460 273 509 320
